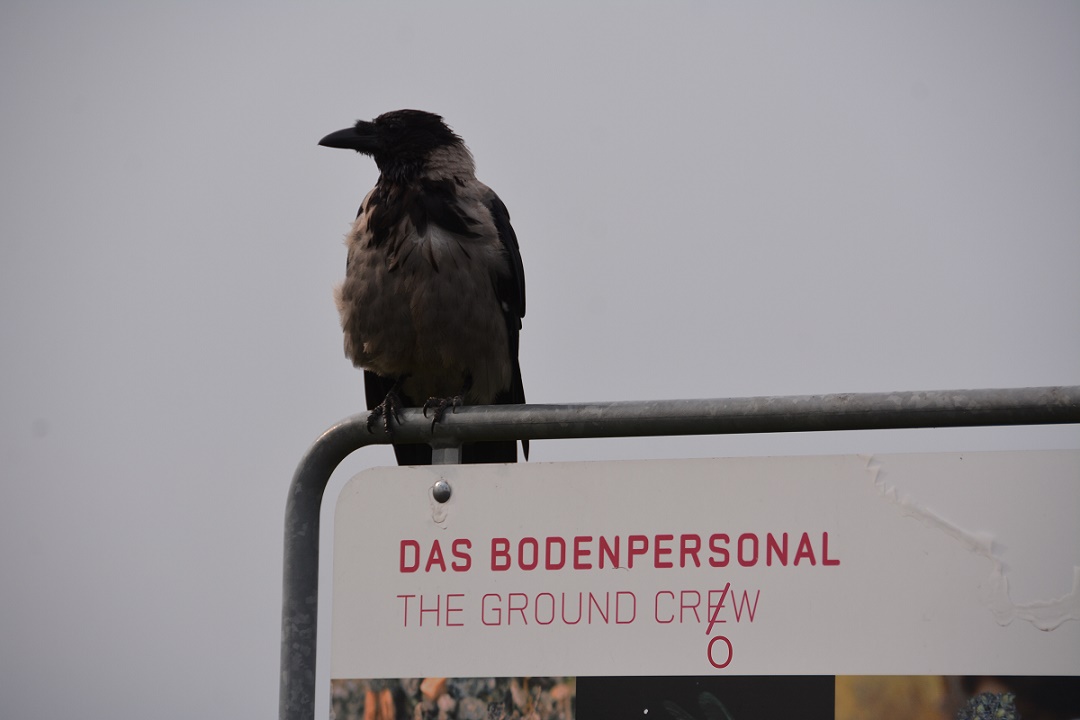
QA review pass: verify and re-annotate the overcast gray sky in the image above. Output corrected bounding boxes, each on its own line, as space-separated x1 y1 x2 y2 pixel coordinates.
1 3 1078 718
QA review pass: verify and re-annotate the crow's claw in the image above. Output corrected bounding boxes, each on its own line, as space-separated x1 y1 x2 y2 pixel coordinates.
422 395 463 430
367 389 404 436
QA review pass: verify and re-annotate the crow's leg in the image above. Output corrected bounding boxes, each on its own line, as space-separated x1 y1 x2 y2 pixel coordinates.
422 395 463 430
367 385 405 435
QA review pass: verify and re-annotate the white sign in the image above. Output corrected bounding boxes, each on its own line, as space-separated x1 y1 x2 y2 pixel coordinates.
331 451 1080 678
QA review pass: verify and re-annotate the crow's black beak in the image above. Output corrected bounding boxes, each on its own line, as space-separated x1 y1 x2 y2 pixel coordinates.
318 121 378 153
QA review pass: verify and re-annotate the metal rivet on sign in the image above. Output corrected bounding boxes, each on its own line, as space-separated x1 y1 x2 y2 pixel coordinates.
432 480 452 503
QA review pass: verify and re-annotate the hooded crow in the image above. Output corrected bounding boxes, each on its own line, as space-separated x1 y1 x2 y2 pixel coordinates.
319 110 527 464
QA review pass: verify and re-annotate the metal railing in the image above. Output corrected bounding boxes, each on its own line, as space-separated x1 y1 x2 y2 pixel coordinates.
280 385 1080 720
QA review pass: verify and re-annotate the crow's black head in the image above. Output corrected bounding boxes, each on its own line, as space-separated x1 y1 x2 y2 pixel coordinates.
319 110 463 177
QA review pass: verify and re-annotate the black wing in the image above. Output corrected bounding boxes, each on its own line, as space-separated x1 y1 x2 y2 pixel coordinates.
488 191 525 321
486 191 528 460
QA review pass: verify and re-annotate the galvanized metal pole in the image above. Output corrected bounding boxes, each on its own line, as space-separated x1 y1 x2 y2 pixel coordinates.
280 385 1080 720
280 419 378 720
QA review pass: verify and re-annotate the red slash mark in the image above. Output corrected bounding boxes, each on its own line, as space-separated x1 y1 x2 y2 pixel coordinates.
705 582 731 635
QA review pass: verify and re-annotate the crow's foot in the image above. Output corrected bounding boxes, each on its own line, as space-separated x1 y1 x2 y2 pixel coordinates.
422 395 463 430
367 389 405 436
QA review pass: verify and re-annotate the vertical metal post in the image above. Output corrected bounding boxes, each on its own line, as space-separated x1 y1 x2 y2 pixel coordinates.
431 444 463 464
280 419 375 720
